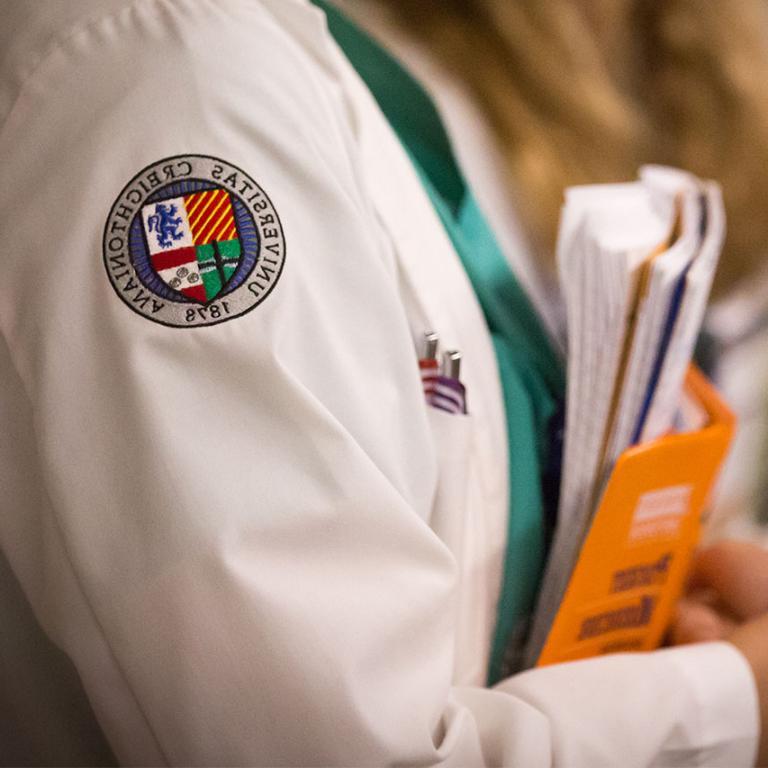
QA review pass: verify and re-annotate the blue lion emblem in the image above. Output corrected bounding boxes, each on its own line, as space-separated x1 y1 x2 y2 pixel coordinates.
147 203 185 249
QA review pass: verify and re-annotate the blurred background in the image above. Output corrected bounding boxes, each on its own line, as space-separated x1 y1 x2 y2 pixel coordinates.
344 0 768 540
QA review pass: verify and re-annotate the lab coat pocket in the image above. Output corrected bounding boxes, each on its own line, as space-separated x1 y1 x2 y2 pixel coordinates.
427 406 486 683
427 406 472 554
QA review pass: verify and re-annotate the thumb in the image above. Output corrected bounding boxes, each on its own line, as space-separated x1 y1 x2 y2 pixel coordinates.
688 540 768 621
671 598 734 645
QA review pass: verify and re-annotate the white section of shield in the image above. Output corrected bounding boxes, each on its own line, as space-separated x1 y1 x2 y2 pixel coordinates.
156 258 202 293
141 195 194 255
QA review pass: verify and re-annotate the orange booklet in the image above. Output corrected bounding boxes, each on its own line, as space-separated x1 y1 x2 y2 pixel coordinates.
537 367 734 666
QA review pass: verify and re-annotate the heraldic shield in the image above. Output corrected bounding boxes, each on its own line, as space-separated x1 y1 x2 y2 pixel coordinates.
141 188 243 304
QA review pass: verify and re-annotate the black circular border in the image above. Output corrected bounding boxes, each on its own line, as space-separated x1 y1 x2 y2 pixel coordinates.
103 154 287 329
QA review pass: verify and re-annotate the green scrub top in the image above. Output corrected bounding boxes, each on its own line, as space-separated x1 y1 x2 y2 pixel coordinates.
312 0 565 684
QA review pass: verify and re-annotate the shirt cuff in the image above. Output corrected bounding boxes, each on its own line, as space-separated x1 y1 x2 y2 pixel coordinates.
654 641 759 767
495 641 758 767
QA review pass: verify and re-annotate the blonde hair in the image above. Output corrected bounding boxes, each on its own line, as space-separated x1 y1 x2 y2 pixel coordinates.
384 0 768 294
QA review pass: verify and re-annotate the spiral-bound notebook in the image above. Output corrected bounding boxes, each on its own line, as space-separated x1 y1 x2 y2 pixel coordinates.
526 167 731 667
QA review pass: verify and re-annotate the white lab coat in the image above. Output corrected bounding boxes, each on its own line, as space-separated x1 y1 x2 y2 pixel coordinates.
0 0 759 765
333 0 564 348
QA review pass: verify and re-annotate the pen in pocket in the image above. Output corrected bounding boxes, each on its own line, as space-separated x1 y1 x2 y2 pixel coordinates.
419 331 440 399
418 332 467 415
432 350 467 415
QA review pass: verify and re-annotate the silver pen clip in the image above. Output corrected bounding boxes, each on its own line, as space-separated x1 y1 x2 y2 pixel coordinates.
422 331 439 361
442 350 462 380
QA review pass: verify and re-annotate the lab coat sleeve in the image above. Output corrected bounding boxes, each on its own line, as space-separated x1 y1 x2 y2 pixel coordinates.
488 641 758 767
0 1 758 765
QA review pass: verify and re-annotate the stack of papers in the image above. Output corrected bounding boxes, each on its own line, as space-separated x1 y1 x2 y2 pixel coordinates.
526 167 725 665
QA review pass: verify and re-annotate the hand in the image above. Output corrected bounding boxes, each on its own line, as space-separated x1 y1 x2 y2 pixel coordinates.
672 540 768 645
671 540 768 765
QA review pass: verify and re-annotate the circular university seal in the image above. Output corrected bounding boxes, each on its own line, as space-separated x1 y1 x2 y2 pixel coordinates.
103 154 286 327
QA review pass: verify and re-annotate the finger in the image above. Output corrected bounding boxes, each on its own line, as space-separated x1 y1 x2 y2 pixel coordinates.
670 598 733 645
688 540 768 620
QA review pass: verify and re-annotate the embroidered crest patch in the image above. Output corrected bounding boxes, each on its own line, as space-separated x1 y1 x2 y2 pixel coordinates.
103 155 286 327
